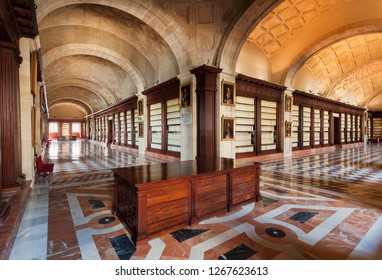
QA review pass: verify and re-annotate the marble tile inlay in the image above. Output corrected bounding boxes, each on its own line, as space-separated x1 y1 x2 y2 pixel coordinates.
110 234 136 260
170 229 209 243
219 244 257 260
98 216 116 224
8 140 382 260
289 212 318 224
89 200 105 209
265 228 286 238
262 196 278 207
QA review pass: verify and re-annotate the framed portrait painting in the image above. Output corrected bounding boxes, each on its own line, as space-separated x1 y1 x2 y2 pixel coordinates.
285 95 293 112
138 122 144 137
138 100 143 116
180 84 191 107
222 116 235 141
285 121 292 138
221 80 236 106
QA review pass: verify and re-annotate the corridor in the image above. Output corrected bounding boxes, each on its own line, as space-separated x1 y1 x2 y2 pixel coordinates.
9 140 382 260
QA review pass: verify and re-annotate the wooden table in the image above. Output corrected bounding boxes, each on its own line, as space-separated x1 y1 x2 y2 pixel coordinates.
111 157 260 244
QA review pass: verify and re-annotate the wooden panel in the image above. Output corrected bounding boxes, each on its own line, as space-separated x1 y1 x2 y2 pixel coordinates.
293 90 364 116
192 174 227 218
112 176 139 242
231 167 258 205
236 74 285 102
147 213 190 235
0 112 2 202
94 96 137 118
146 181 190 234
190 65 222 159
0 47 22 188
112 158 260 244
143 77 180 105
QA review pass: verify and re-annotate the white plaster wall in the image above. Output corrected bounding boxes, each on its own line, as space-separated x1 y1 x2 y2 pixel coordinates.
291 65 321 94
121 75 138 99
49 104 87 119
218 72 236 159
178 73 195 161
235 41 271 81
19 38 36 180
137 95 147 156
155 50 179 85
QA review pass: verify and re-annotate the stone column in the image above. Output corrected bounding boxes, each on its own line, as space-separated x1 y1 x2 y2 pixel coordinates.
19 38 35 181
218 71 236 159
190 65 222 159
178 72 195 161
136 94 145 156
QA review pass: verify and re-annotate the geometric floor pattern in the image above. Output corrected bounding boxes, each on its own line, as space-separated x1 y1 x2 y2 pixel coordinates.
9 140 382 260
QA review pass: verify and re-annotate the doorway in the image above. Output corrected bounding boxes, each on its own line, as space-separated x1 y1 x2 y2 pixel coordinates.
107 119 113 144
334 117 341 144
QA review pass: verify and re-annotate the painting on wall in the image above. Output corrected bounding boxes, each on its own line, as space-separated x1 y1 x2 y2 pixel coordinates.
222 116 235 141
285 121 292 138
138 122 144 137
138 100 143 116
285 95 293 112
221 80 236 106
180 84 191 107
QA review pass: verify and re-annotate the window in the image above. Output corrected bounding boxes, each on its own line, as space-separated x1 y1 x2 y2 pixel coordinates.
49 122 58 133
134 108 139 146
323 111 329 145
72 122 81 133
149 102 162 150
235 96 255 154
373 118 382 138
114 113 119 143
341 114 346 143
347 114 351 142
303 107 311 147
120 112 125 145
261 100 277 151
147 98 181 156
292 105 299 148
352 115 356 142
62 123 70 136
314 109 321 146
166 98 181 152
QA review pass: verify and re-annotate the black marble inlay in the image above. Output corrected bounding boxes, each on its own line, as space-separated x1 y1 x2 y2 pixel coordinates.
265 227 286 238
289 211 318 224
88 199 105 209
266 188 290 194
219 244 257 260
262 196 278 207
110 234 136 260
98 216 116 224
170 229 209 243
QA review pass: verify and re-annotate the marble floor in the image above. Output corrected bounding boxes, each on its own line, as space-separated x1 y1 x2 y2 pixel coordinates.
7 140 382 260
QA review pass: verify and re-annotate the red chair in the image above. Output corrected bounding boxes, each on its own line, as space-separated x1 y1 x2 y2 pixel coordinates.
35 156 54 176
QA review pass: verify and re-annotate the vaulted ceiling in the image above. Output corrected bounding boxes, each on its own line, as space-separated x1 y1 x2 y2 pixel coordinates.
244 0 382 111
35 0 382 118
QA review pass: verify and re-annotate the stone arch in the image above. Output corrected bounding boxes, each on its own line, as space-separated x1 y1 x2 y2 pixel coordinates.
47 77 115 106
36 0 201 73
285 23 382 88
215 0 281 73
43 44 147 93
49 98 93 115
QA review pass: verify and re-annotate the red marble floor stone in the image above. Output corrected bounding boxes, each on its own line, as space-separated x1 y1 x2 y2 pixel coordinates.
0 182 31 260
6 141 382 260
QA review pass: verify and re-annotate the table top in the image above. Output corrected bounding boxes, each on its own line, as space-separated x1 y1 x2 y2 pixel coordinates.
111 157 259 185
